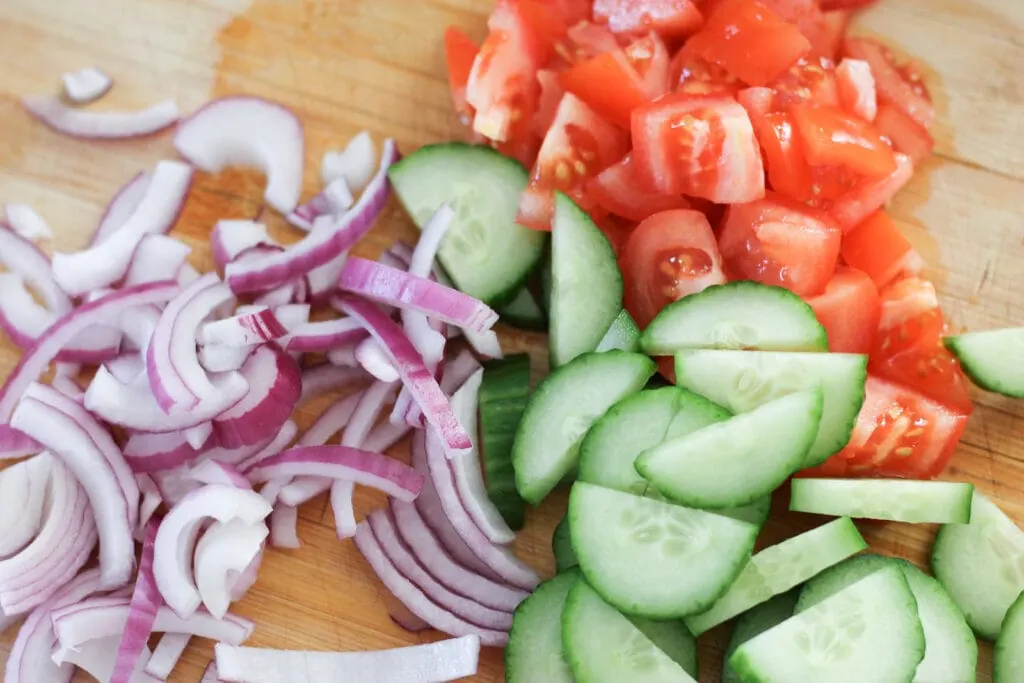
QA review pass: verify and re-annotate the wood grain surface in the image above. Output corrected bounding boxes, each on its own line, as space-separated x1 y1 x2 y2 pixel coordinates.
1 0 1023 680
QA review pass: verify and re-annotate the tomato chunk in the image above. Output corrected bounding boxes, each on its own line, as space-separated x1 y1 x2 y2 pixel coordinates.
874 103 934 165
533 69 566 138
791 103 897 178
621 209 726 328
842 211 924 288
687 0 811 86
718 195 841 296
878 276 938 331
671 47 742 95
844 37 934 129
593 0 704 39
802 376 968 479
587 154 691 222
806 266 880 353
444 27 480 123
831 152 913 229
769 56 840 109
518 93 628 229
750 111 814 202
631 93 764 203
835 58 877 122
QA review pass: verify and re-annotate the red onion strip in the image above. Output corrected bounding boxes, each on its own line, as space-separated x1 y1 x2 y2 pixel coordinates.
199 344 252 373
4 204 53 241
320 131 376 192
234 420 298 472
112 519 161 683
200 308 288 346
200 662 220 683
0 224 70 314
288 177 354 231
211 220 273 271
214 344 301 449
195 519 267 618
299 391 364 448
124 430 211 474
61 66 112 103
123 235 192 287
278 477 331 507
354 338 399 383
136 476 163 540
329 481 357 539
144 633 190 680
188 461 251 490
361 421 410 453
283 317 367 354
22 96 181 139
269 505 301 549
0 454 51 560
55 635 157 682
91 172 151 246
298 364 366 402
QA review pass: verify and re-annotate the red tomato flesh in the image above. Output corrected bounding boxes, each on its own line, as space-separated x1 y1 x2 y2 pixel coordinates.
806 266 880 353
874 102 935 165
671 48 742 95
844 37 934 129
835 58 877 122
687 0 811 86
831 152 913 229
621 209 726 328
593 0 704 39
631 93 764 203
791 103 897 178
878 276 938 331
768 56 840 110
842 211 924 288
444 27 480 123
587 154 691 221
750 111 815 202
718 195 842 296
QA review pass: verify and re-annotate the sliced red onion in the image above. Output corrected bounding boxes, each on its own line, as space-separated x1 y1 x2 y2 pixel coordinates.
55 635 157 683
189 461 251 489
52 363 85 399
247 445 423 502
214 344 301 449
422 430 539 589
325 344 355 368
269 303 310 332
119 305 161 355
216 636 480 683
173 96 304 213
383 591 430 633
212 220 273 271
284 317 365 353
136 475 162 540
269 505 301 549
278 478 332 507
92 171 151 246
234 420 298 472
144 633 190 680
153 485 272 617
334 295 471 456
184 423 213 450
124 430 209 473
253 281 306 308
342 382 397 449
200 308 287 347
0 224 69 313
402 204 452 368
150 469 202 508
195 518 267 618
107 356 145 383
224 139 397 293
112 519 161 683
354 338 400 383
199 344 252 374
329 481 357 539
463 327 503 360
305 248 349 304
368 510 513 630
52 162 192 296
22 96 180 139
353 522 508 647
362 421 410 453
288 178 354 231
123 235 192 287
390 500 527 612
320 130 376 193
0 454 51 560
61 66 113 104
229 547 263 602
4 204 53 241
299 391 364 448
298 364 366 403
201 662 220 683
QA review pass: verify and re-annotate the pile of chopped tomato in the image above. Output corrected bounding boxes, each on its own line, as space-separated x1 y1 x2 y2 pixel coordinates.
444 0 970 479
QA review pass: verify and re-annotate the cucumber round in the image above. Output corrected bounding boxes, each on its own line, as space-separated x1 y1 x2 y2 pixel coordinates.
641 282 828 355
513 351 656 506
731 565 925 683
636 390 823 509
479 354 531 530
498 287 547 331
629 617 698 679
578 386 730 497
723 590 799 683
944 327 1024 397
674 349 867 468
685 517 866 636
562 579 698 683
569 482 759 619
506 569 578 683
388 143 546 307
995 591 1024 683
550 193 623 368
596 309 641 353
932 491 1024 640
790 479 975 524
552 514 578 573
720 496 773 528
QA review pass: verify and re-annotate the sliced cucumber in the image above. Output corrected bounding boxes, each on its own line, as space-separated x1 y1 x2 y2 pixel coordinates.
388 143 546 307
636 390 823 509
995 591 1024 683
685 517 867 635
479 354 531 530
569 482 759 619
596 309 641 353
562 579 698 683
552 514 578 573
641 282 828 355
944 327 1024 397
720 496 773 528
506 569 578 683
578 386 730 497
550 193 623 367
630 618 698 679
513 351 656 505
675 350 867 468
498 286 547 331
790 479 975 524
932 491 1024 640
723 591 799 683
797 555 978 683
730 566 925 683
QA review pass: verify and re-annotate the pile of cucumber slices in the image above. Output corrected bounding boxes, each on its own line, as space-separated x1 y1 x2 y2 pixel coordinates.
389 143 1024 682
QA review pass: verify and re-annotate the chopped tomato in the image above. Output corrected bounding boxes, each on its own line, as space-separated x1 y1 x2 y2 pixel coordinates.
820 0 878 10
549 0 592 24
754 0 834 62
467 2 542 142
631 93 764 203
593 213 634 255
621 209 726 328
806 266 880 353
518 93 628 229
624 33 671 98
718 195 841 296
737 87 775 120
554 20 622 65
587 154 691 221
750 111 814 201
814 9 850 61
802 376 968 479
593 0 704 39
842 211 924 288
831 152 913 229
687 0 811 86
518 0 571 61
874 103 934 165
533 69 566 138
769 56 840 109
835 58 877 121
878 276 938 331
844 37 934 129
444 27 480 123
871 308 974 413
791 103 897 178
670 48 741 95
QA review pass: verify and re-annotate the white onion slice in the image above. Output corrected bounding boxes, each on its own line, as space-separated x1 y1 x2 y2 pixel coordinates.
92 172 151 246
144 633 190 680
195 519 267 618
320 130 376 193
61 66 113 104
22 96 181 139
4 204 53 241
173 96 304 213
123 235 192 287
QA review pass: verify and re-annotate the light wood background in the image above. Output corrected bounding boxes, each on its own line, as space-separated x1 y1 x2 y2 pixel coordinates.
1 0 1023 680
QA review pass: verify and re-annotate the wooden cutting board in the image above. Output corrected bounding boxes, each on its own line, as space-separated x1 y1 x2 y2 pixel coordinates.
1 0 1023 680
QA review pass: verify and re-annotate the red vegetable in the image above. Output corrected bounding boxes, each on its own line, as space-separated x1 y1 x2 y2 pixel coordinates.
806 266 880 354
